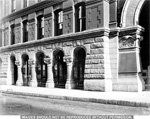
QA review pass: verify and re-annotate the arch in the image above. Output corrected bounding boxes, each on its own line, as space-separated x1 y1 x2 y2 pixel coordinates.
53 49 67 88
121 0 146 27
22 54 30 86
139 0 150 88
36 51 47 87
10 55 18 85
73 47 86 89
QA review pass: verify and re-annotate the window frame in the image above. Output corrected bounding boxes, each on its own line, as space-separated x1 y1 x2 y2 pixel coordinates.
54 9 63 36
37 15 44 39
75 2 86 32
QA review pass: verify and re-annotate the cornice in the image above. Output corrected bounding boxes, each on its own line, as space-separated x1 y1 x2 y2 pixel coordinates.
119 25 144 37
2 0 67 23
0 28 110 53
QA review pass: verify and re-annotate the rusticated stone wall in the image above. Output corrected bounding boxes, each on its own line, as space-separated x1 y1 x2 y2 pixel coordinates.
4 28 9 46
15 25 21 44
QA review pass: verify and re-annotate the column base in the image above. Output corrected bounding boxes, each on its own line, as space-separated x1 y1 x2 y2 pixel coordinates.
115 73 145 92
29 81 38 87
65 81 76 89
16 80 23 86
46 81 55 88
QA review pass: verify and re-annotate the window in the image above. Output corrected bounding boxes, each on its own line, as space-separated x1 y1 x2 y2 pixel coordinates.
55 10 63 36
11 25 15 45
11 0 16 13
75 3 86 32
37 16 44 39
23 0 28 8
23 20 28 42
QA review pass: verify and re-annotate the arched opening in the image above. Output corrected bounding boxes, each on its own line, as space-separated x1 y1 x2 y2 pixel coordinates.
73 47 86 89
10 55 18 85
53 50 67 88
22 54 30 86
36 52 47 87
139 0 150 85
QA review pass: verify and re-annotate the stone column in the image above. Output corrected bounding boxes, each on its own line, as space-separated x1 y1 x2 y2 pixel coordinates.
64 57 75 89
44 58 54 88
29 59 37 87
15 61 23 86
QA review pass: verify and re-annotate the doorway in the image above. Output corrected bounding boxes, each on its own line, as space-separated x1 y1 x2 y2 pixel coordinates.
10 55 18 85
73 47 86 89
139 0 150 84
53 50 67 88
36 52 47 87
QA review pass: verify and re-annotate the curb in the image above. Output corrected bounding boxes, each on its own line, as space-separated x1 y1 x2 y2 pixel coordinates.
1 90 150 108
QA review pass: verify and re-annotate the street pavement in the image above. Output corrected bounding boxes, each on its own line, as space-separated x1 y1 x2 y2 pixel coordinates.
0 93 150 115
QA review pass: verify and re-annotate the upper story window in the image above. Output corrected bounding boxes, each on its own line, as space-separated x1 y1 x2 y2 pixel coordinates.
23 20 28 42
54 10 63 36
37 16 44 39
11 0 16 13
23 0 28 8
75 2 86 32
11 25 15 45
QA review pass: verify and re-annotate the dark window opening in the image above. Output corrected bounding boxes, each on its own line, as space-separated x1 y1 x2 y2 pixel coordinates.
23 20 28 42
37 16 44 39
55 10 63 36
11 25 15 45
73 48 86 89
22 54 30 86
53 50 67 88
36 52 47 87
75 2 86 32
11 56 18 85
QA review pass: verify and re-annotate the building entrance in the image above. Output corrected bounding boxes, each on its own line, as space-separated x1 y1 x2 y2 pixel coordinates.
73 47 86 89
139 0 150 88
53 50 67 88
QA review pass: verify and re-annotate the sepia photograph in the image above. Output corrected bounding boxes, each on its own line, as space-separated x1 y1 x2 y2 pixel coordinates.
0 0 150 119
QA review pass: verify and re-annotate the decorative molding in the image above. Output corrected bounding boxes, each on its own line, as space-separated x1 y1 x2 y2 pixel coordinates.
0 28 110 53
28 59 36 65
119 35 136 49
63 56 73 63
15 61 20 66
44 13 52 18
63 6 72 13
2 0 67 23
44 58 52 64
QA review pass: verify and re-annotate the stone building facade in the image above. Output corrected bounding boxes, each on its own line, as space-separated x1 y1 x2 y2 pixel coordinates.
0 0 149 92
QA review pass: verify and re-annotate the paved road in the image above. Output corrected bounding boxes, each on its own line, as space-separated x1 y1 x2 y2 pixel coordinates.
0 93 150 115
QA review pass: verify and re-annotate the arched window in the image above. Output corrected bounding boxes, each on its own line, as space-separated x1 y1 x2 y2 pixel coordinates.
22 54 30 86
37 15 44 39
53 50 67 88
36 52 47 87
10 55 18 85
73 47 86 89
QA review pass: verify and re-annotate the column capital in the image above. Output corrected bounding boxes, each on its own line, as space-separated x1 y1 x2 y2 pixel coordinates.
44 58 52 64
28 59 36 65
63 56 73 63
15 61 20 66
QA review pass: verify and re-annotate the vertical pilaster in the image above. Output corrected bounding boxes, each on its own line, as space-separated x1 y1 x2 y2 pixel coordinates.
29 59 37 87
52 7 54 37
44 58 55 88
64 57 75 89
15 61 23 86
35 18 37 40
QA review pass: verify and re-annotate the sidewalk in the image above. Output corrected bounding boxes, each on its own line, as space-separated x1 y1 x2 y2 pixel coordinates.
0 85 150 108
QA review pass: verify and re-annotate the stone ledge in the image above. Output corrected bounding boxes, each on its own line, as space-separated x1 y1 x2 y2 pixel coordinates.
1 91 150 108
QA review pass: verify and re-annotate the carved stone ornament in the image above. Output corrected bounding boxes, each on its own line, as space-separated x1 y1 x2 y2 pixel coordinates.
44 58 52 64
119 35 136 48
15 61 20 66
28 59 36 65
63 57 73 63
